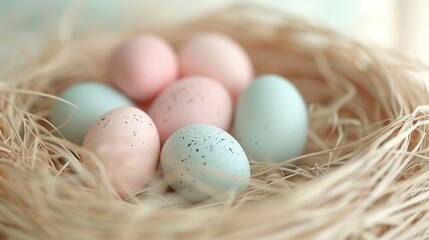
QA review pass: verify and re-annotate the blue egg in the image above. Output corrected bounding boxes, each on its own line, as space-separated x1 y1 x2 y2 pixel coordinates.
51 82 134 144
160 124 251 202
234 74 308 163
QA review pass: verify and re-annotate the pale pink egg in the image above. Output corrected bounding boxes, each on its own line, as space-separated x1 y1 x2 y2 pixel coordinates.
178 32 253 99
108 35 178 102
149 76 233 143
82 106 160 198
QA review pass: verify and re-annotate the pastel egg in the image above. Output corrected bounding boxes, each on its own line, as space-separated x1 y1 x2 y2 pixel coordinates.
51 82 134 145
234 74 308 163
178 32 253 98
82 106 160 198
160 124 250 202
149 76 233 143
108 34 178 102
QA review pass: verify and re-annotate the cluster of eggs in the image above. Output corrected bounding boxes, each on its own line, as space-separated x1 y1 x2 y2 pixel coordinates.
51 32 308 201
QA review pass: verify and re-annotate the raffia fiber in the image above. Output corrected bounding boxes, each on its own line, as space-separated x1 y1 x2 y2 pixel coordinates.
1 3 429 239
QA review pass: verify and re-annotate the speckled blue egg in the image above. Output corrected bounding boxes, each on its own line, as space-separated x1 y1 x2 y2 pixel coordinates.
160 124 250 202
234 74 308 163
51 82 134 145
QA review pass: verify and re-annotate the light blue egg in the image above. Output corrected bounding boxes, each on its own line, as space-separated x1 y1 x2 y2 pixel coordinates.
235 74 308 163
160 124 250 202
51 82 134 145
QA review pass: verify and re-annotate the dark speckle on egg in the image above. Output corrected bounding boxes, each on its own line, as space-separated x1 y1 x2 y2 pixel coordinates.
229 148 234 154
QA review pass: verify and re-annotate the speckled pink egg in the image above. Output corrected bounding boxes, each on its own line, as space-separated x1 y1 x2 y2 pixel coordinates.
82 106 160 198
108 35 178 102
149 76 233 143
179 32 253 99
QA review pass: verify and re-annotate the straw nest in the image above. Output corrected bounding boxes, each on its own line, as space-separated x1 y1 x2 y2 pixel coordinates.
2 4 429 240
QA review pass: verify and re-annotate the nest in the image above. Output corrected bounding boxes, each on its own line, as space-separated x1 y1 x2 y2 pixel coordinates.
2 4 429 239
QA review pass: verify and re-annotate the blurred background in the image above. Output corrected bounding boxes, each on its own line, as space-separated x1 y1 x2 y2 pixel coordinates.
0 0 428 62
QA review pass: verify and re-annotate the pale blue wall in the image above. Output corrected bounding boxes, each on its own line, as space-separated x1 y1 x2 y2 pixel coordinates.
0 0 361 34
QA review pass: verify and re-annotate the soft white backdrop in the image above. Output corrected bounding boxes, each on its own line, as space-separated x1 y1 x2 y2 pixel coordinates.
0 0 428 62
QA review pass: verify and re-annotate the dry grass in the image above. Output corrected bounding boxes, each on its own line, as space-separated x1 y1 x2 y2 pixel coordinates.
1 4 429 239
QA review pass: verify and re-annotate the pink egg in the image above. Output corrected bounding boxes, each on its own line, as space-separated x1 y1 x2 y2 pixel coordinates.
149 76 233 143
82 106 160 198
179 32 253 99
108 35 178 102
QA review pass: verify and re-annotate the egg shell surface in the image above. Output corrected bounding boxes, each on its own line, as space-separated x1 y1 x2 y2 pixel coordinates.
179 32 253 98
161 124 250 202
234 74 308 163
82 106 160 198
108 34 178 102
149 76 233 143
51 81 134 145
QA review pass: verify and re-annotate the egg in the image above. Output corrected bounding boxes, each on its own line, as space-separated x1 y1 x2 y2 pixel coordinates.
82 106 160 198
160 124 250 202
178 32 253 98
234 74 308 163
149 76 233 143
108 34 178 102
51 82 134 145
